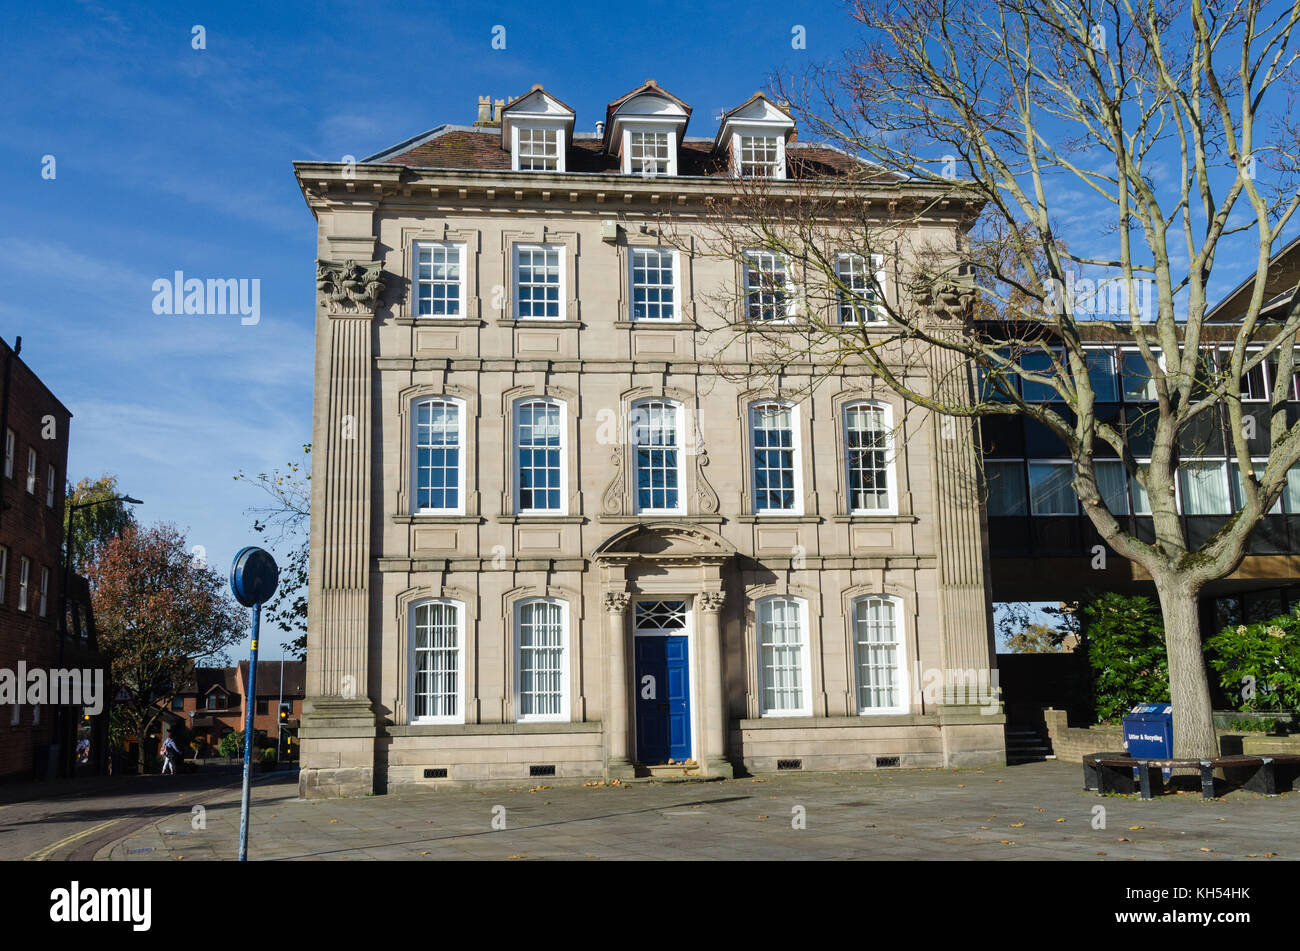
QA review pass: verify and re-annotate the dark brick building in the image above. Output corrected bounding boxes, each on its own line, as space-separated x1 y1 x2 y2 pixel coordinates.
0 336 105 779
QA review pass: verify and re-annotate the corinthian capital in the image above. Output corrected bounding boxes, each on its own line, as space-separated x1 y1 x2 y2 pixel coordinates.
696 591 727 612
603 591 631 614
317 259 387 316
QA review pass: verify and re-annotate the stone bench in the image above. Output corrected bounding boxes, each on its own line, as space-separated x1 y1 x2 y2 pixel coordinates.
1083 752 1300 800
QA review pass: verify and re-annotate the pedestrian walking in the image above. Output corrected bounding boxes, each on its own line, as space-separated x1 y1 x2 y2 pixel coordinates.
161 733 181 775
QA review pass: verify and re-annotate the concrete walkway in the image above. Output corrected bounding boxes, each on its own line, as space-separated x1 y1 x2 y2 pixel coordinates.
99 761 1297 861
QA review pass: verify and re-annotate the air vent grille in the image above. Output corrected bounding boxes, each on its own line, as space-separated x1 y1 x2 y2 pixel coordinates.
776 759 803 771
529 764 556 777
875 756 900 768
423 768 448 779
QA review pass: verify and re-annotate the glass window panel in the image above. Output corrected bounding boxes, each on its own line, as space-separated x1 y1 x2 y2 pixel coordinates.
1086 349 1119 401
1021 352 1061 402
516 401 563 511
758 598 806 714
515 245 562 318
744 250 789 321
633 401 681 512
1028 461 1076 515
1231 461 1281 514
414 400 461 511
518 600 564 718
854 597 902 712
1179 460 1230 515
751 403 797 511
845 404 890 511
1094 460 1129 515
1122 350 1158 401
412 602 459 720
985 461 1027 516
630 248 675 320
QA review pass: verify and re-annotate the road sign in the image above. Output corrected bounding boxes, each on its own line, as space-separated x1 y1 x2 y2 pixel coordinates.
230 546 279 607
113 685 132 703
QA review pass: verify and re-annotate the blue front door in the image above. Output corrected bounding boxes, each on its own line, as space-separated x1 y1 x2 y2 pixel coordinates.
634 635 691 764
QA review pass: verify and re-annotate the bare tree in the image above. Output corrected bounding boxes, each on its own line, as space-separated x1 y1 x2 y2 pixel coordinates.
690 0 1300 758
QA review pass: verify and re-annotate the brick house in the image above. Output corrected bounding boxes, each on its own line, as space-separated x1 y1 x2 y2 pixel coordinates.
172 661 305 757
0 336 106 780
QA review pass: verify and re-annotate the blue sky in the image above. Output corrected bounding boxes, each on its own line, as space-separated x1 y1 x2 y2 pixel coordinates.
0 2 1292 655
0 0 855 654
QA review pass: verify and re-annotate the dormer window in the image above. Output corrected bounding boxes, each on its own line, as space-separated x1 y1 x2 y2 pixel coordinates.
501 86 575 174
604 80 691 178
628 130 671 175
517 127 559 171
738 134 782 177
714 92 796 181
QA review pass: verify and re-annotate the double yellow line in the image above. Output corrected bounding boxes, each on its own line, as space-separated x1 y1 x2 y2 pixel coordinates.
24 818 124 862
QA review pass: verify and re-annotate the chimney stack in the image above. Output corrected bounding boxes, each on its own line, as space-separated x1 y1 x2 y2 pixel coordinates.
494 98 505 123
476 95 492 124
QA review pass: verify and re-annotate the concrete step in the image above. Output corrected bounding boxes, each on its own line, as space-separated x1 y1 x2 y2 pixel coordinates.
637 761 700 778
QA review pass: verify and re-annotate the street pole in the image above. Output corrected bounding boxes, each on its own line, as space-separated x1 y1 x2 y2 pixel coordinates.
237 604 260 863
277 655 284 761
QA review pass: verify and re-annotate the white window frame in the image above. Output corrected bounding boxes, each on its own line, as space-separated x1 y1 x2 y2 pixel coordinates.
514 397 567 515
631 398 687 515
1119 347 1163 402
512 124 566 173
1093 459 1131 515
836 252 886 324
412 241 467 318
623 127 677 177
1231 458 1282 515
410 397 466 516
1083 346 1120 402
750 401 803 515
735 133 786 179
515 598 569 723
512 244 566 320
985 460 1028 516
3 428 12 479
843 401 897 515
756 596 812 717
46 464 55 508
25 448 36 495
628 247 681 322
852 594 908 715
1027 459 1078 516
18 556 30 612
1176 459 1232 516
38 566 48 618
408 599 465 725
743 250 794 322
1131 460 1154 515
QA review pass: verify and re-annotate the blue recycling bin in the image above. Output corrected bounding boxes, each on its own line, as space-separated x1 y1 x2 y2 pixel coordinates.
1123 703 1173 779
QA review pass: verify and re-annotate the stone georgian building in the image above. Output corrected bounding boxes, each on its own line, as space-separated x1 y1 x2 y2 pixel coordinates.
294 81 1004 798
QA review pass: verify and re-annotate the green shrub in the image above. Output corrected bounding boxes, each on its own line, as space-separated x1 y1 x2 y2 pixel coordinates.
1205 612 1300 713
217 731 245 758
1082 592 1169 722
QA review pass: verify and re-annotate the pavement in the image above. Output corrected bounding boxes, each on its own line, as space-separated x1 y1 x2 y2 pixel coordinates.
89 761 1297 861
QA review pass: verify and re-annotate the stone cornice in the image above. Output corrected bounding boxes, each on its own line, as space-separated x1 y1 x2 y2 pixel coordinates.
294 161 982 222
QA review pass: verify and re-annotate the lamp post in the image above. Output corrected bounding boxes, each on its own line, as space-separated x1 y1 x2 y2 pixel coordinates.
60 493 142 778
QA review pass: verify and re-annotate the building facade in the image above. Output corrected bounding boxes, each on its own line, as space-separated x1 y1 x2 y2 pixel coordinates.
295 83 1004 797
0 336 105 780
171 661 305 757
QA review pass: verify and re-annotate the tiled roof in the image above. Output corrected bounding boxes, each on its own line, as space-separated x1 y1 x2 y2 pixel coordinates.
368 127 893 181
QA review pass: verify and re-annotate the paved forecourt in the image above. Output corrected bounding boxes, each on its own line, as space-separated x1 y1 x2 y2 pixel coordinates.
102 761 1298 861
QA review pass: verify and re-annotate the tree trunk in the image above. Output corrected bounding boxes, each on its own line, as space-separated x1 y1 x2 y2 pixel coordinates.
136 715 147 775
1153 573 1218 759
